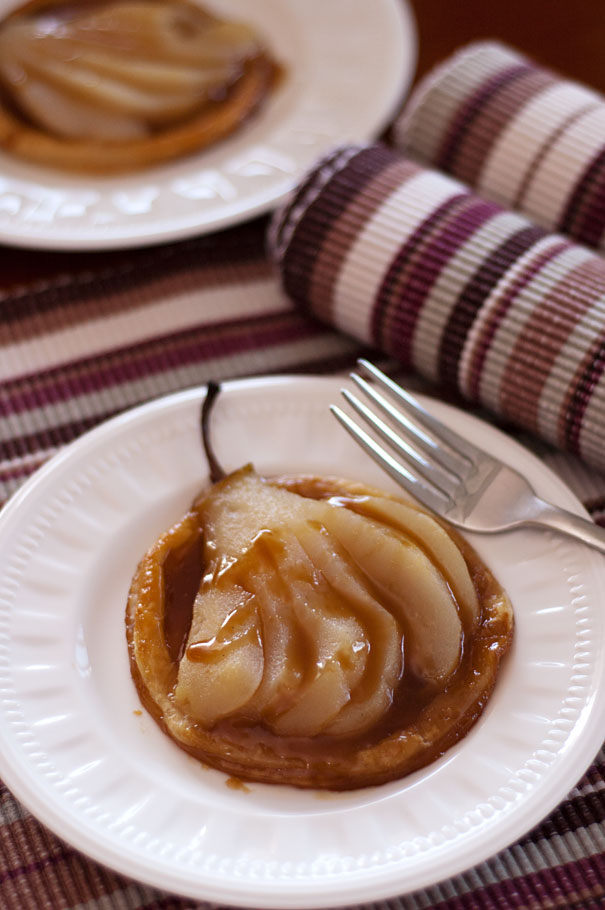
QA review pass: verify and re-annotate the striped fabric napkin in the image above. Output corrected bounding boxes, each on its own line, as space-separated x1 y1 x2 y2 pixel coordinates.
270 46 605 473
394 42 605 250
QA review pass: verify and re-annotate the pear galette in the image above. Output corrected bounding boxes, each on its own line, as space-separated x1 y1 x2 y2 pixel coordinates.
0 0 281 173
126 463 513 790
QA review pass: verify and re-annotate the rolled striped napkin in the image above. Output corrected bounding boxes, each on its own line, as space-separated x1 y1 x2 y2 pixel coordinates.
270 144 605 470
395 42 605 251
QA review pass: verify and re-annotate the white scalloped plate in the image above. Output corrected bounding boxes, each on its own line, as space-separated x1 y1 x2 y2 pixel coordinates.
0 375 604 908
0 0 416 250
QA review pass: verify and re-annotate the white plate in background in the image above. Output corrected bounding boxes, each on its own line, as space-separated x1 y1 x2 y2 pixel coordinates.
0 0 417 250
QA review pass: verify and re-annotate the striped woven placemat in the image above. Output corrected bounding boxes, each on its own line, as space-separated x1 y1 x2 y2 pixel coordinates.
1 214 604 909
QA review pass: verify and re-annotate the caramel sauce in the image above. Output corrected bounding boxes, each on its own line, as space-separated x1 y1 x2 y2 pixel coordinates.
162 526 204 664
187 601 260 664
225 776 250 792
251 533 317 698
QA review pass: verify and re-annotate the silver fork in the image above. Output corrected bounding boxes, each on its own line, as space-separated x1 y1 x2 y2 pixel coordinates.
331 359 605 555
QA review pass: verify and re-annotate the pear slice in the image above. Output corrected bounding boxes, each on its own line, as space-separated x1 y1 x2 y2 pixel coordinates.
242 530 365 733
271 660 350 736
194 466 325 561
294 519 402 736
174 584 263 726
2 76 148 141
323 506 464 682
356 497 480 628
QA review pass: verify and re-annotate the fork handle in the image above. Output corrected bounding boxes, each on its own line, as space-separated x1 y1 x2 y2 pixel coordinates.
530 500 605 555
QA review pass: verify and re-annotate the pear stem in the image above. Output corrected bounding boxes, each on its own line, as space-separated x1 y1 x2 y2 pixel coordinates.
201 381 226 483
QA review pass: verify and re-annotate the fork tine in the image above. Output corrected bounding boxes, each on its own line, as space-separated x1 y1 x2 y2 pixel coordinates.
356 359 481 468
349 373 468 478
330 404 453 515
340 389 460 498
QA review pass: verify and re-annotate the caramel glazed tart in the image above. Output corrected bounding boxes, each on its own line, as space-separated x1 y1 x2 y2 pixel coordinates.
0 0 280 173
126 464 514 792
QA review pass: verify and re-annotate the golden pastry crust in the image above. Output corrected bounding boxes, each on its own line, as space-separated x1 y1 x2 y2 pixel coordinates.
0 0 280 173
126 471 514 791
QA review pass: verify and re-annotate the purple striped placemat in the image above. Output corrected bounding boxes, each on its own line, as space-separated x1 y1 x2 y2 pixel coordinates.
395 41 605 251
0 222 368 508
0 212 604 909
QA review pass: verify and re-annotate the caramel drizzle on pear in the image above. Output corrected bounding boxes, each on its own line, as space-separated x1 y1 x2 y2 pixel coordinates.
125 382 514 790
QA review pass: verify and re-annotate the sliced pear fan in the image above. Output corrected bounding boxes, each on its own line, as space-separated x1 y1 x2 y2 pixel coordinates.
0 3 259 139
175 467 477 734
0 0 277 168
126 459 514 789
